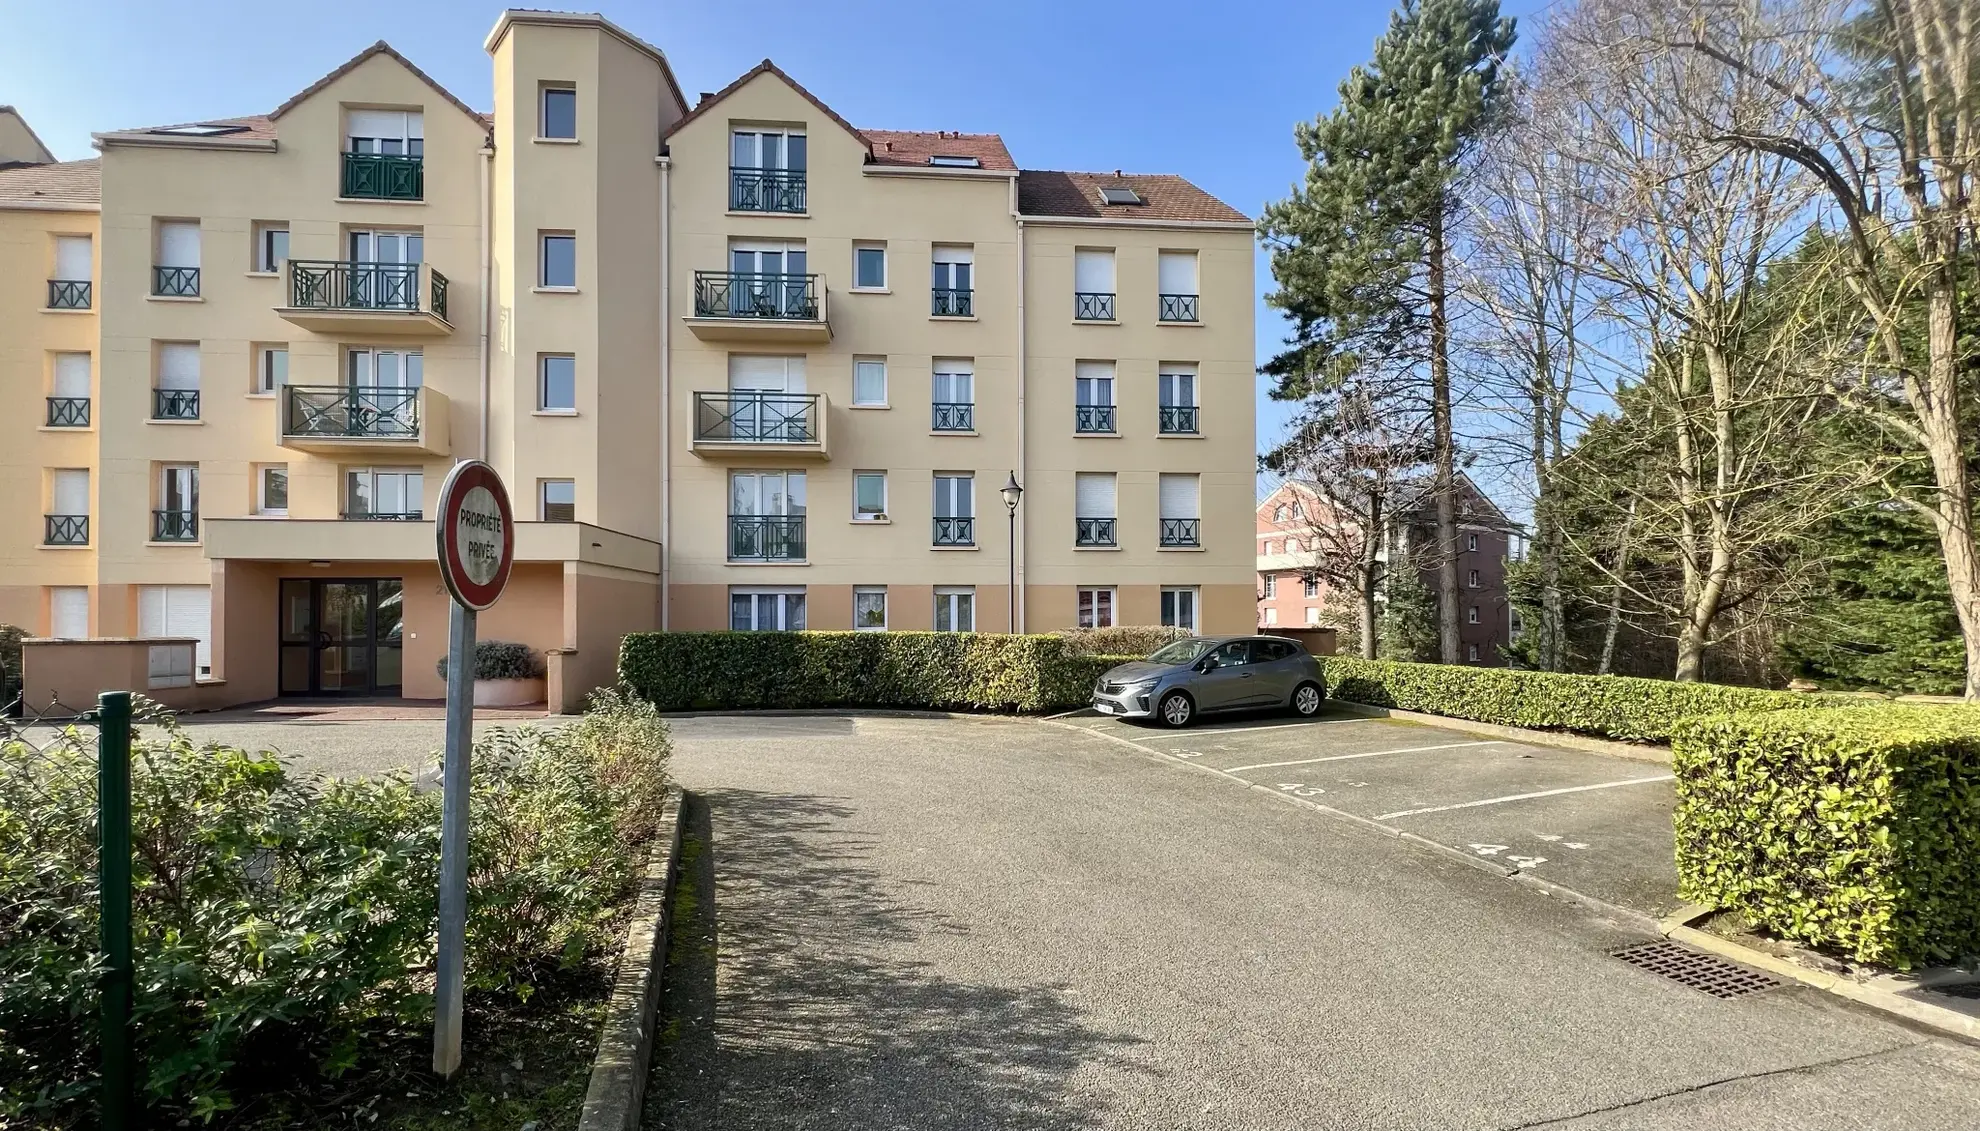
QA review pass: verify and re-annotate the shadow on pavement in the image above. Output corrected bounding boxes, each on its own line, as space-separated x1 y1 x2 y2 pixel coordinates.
643 789 1144 1130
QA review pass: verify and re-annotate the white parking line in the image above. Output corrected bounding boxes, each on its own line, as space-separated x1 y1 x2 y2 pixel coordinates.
1163 720 1336 737
1224 740 1505 774
1374 775 1676 821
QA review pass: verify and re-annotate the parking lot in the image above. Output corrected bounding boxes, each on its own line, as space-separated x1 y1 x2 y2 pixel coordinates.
1056 707 1683 918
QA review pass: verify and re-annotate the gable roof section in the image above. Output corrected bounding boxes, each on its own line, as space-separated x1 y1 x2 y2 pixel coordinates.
662 59 868 151
0 106 58 165
0 157 101 209
862 129 1014 171
271 41 486 128
1018 170 1249 224
484 10 687 119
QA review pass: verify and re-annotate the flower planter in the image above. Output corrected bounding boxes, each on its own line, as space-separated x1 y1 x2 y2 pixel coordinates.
473 677 545 708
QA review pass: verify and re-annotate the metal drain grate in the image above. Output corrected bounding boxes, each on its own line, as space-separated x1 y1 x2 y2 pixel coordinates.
1611 939 1779 999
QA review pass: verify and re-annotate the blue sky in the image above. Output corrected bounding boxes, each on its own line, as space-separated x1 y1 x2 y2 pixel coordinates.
5 0 1545 481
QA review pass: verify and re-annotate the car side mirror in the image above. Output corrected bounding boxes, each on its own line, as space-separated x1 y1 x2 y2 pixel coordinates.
1194 658 1215 673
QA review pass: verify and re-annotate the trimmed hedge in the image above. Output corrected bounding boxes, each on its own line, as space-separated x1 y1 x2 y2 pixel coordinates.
1672 706 1980 968
1322 657 1834 743
619 631 1138 713
1052 624 1191 657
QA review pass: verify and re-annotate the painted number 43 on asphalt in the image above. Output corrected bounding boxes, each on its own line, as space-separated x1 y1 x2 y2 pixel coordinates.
1278 783 1326 798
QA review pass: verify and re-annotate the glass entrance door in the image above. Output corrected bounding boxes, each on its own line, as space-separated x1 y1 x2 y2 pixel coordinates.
278 578 405 696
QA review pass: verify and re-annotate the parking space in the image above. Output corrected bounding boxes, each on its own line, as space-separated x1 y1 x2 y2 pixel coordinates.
1059 707 1681 916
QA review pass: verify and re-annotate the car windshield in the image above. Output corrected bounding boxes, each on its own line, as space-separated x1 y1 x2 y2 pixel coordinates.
1147 638 1219 665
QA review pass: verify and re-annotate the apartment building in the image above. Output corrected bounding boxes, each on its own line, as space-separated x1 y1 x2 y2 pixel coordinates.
1256 476 1518 664
0 10 1255 711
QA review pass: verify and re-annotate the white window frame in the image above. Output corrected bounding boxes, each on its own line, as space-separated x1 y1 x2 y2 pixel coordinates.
933 473 974 519
931 245 974 296
1157 249 1200 297
853 587 888 631
853 471 888 521
852 243 887 291
253 223 289 274
158 463 198 515
255 464 289 516
1303 577 1319 599
730 128 807 172
539 231 577 289
49 586 89 638
934 587 975 633
730 587 807 631
1467 532 1480 552
52 352 90 403
1305 606 1321 626
540 478 577 522
1073 247 1117 294
1468 605 1481 625
345 109 423 156
540 84 578 140
1076 586 1116 629
53 234 91 283
254 345 287 395
344 466 422 519
1160 586 1200 633
1467 643 1481 662
1264 607 1279 627
155 220 200 270
538 353 577 413
852 356 888 406
1262 574 1277 598
1468 569 1481 588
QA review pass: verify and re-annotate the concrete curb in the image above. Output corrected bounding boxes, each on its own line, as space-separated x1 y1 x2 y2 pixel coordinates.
577 784 688 1131
1324 700 1672 766
1657 909 1980 1044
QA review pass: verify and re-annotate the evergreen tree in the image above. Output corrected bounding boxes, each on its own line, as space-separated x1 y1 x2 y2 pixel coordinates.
1379 551 1441 662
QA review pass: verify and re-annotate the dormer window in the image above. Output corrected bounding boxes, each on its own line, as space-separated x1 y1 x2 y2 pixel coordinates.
347 110 424 157
1098 186 1144 206
929 154 980 168
344 110 424 201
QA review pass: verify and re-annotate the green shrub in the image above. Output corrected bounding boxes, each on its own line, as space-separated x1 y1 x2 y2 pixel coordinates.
0 693 669 1125
1322 656 1840 743
435 639 544 681
0 623 22 705
1051 624 1189 657
618 631 1137 713
1672 706 1980 968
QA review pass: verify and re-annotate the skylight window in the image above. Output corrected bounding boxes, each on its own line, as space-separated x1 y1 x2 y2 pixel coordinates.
929 154 981 168
149 124 247 137
1098 186 1144 206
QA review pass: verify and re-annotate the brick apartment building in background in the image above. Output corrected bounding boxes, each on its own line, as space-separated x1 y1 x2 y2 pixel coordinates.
1255 475 1520 664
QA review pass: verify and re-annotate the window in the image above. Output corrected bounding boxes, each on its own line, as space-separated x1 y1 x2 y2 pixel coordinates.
853 357 887 406
345 468 422 519
1075 360 1116 433
1264 607 1278 626
932 358 974 430
853 471 887 521
1158 251 1200 321
540 233 576 288
1073 248 1116 320
254 345 287 394
1098 186 1143 206
1077 587 1116 629
854 587 888 630
730 471 806 561
730 129 807 212
931 245 973 315
53 234 91 283
541 86 577 139
935 587 975 632
158 464 198 513
1467 643 1481 662
731 588 806 631
1158 365 1199 433
1304 578 1319 599
49 353 90 424
1159 474 1201 547
1160 587 1199 633
256 465 288 516
1262 574 1277 598
1305 606 1321 626
346 109 424 156
854 244 887 290
1075 473 1117 547
933 473 974 546
1468 605 1481 624
539 354 576 411
248 223 289 274
138 584 212 676
154 343 200 419
540 479 576 522
1468 569 1480 588
929 154 981 168
731 128 806 172
1467 532 1480 552
49 586 88 638
155 220 201 296
46 469 88 546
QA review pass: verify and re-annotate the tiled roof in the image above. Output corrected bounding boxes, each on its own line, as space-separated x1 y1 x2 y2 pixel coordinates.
1017 170 1249 224
0 158 101 208
663 60 869 151
862 129 1014 171
106 115 276 141
272 41 486 129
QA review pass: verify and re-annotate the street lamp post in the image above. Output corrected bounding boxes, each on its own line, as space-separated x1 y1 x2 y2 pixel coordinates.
1001 472 1023 633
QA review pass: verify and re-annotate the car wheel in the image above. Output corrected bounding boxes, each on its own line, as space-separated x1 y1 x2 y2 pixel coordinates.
1291 682 1324 717
1158 691 1195 728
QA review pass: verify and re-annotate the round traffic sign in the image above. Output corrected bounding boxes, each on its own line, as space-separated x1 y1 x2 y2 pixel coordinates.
435 460 514 610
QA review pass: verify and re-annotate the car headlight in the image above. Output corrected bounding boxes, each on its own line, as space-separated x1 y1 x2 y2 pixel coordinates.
1120 679 1158 694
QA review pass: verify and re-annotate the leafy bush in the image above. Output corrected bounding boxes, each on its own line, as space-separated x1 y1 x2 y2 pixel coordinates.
1322 656 1845 743
1051 624 1190 658
0 693 669 1125
1672 706 1980 968
0 623 22 705
435 639 544 681
618 631 1137 713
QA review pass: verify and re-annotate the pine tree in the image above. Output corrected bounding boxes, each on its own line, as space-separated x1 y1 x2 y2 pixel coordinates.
1379 551 1442 662
1260 0 1516 665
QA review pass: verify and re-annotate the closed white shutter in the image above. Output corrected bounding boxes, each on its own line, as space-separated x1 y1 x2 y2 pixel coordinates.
50 587 89 638
53 353 90 398
51 469 88 515
157 344 200 390
54 235 91 281
1158 250 1198 295
1159 473 1200 520
1074 249 1115 292
728 355 804 393
348 109 419 142
1074 473 1116 518
140 585 211 675
157 222 200 269
932 244 974 265
1074 359 1115 382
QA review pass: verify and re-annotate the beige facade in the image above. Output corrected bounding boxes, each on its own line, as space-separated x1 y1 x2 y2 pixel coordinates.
0 10 1255 710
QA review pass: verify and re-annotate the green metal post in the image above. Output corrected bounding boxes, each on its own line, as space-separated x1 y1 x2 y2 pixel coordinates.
96 691 133 1130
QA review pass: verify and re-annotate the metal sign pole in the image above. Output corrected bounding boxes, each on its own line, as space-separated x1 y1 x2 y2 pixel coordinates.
432 597 477 1077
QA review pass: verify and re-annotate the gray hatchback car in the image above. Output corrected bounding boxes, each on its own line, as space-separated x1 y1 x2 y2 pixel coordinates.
1090 635 1327 727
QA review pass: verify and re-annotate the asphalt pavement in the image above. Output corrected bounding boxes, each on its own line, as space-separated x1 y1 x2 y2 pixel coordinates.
643 710 1980 1131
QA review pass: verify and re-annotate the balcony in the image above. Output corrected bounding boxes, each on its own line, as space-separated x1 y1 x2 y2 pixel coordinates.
46 279 91 310
44 515 88 547
1160 518 1201 548
729 166 806 213
931 288 973 318
1075 404 1115 434
152 510 199 543
1159 293 1199 322
152 266 199 298
933 516 975 547
728 515 806 562
152 389 200 421
45 397 90 428
278 384 451 458
684 271 829 343
1074 292 1116 321
277 260 452 335
1076 517 1117 548
931 402 974 432
691 391 828 460
341 510 424 521
1159 405 1200 434
342 152 423 201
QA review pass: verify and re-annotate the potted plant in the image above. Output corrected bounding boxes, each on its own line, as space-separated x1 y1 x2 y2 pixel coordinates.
436 640 545 707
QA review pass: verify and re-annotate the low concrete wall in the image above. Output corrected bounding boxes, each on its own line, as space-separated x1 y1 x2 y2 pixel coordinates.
20 637 235 714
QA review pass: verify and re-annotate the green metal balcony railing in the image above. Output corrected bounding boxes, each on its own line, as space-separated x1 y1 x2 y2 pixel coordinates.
151 510 198 543
1075 404 1116 434
728 515 806 561
287 260 448 321
152 266 199 297
931 287 973 317
1159 293 1199 322
1076 517 1117 547
283 385 420 440
729 166 806 213
342 152 424 200
45 397 90 428
931 402 974 432
1159 405 1199 434
152 389 200 420
1074 291 1116 320
1160 518 1201 547
933 516 975 547
44 514 88 547
693 271 819 321
693 391 819 444
47 279 91 309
